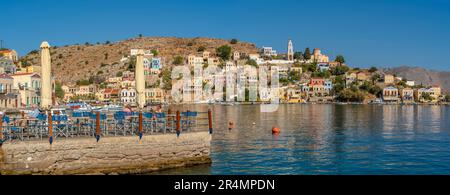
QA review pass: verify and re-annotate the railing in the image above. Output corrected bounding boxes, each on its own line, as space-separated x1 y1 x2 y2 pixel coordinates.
0 109 213 144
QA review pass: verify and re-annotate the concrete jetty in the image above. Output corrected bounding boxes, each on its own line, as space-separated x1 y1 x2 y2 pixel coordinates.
0 131 211 175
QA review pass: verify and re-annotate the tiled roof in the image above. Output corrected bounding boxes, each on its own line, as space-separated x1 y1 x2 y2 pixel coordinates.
0 74 13 79
12 72 34 76
0 49 12 54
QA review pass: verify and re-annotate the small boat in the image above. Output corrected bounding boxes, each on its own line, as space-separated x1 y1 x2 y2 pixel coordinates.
66 102 93 111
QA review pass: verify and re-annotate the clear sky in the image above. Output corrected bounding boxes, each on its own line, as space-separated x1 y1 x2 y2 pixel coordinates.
1 0 450 70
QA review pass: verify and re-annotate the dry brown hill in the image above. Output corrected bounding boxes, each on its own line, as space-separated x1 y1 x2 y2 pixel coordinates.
383 66 450 93
20 37 258 84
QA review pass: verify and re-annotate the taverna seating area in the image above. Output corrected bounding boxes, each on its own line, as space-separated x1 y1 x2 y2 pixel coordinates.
0 110 210 142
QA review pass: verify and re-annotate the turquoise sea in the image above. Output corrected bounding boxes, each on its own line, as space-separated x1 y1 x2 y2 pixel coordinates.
156 104 450 175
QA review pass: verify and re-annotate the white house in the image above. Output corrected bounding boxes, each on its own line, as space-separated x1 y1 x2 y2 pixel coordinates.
120 88 136 105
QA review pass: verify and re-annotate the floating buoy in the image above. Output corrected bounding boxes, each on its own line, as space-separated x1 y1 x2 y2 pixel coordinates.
272 127 280 134
228 121 234 130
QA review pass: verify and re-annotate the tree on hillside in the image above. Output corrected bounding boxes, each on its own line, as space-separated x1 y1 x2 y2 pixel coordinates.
55 82 65 99
369 66 378 73
288 71 301 82
368 85 382 97
246 59 258 67
161 68 172 90
301 63 317 72
303 48 311 60
76 79 91 86
230 39 238 44
333 75 345 94
331 66 349 75
20 59 30 67
151 49 158 56
335 55 345 64
172 56 184 65
294 52 304 60
312 70 331 78
371 73 381 85
422 93 434 102
216 45 232 61
127 55 137 71
116 71 123 77
337 88 365 102
197 46 206 52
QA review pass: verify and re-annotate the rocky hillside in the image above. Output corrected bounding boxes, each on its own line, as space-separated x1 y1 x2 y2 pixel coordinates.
20 37 259 84
384 66 450 93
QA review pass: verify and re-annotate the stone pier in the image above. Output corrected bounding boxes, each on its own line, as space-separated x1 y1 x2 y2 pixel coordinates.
0 131 211 175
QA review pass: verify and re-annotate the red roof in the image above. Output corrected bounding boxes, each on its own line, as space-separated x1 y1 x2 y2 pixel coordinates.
103 88 120 94
12 72 34 76
11 73 41 78
0 49 13 54
0 74 13 79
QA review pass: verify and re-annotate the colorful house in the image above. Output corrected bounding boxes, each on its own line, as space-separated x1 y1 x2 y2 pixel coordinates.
400 88 414 103
0 74 20 108
11 73 42 107
382 86 400 103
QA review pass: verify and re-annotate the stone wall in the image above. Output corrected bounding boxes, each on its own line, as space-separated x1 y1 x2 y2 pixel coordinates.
0 131 211 175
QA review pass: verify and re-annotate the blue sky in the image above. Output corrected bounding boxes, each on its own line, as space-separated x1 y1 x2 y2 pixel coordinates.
1 0 450 70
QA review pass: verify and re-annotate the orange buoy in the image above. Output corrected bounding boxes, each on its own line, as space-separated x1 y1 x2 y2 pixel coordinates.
272 127 280 134
228 121 234 130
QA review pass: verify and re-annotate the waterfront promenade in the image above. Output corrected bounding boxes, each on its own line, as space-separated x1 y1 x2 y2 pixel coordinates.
0 109 213 175
0 131 211 175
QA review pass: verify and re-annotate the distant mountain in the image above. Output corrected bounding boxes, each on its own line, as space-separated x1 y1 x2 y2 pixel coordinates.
20 37 258 84
383 66 450 93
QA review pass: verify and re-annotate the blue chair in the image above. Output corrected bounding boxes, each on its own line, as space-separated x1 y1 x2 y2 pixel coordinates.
37 114 46 121
2 116 10 123
156 113 166 118
72 112 82 117
143 112 153 119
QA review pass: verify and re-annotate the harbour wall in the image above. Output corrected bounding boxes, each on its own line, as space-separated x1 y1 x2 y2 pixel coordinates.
0 131 211 175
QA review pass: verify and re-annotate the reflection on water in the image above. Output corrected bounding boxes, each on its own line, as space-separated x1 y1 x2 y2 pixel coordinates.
157 104 450 175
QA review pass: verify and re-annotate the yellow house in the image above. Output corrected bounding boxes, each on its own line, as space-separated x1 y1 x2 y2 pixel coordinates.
11 73 42 107
120 79 135 88
384 74 395 84
108 77 123 83
0 49 18 62
145 88 165 103
188 55 203 66
26 65 41 74
357 72 369 81
76 84 96 96
414 86 441 102
207 57 220 66
95 90 105 101
202 51 210 59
